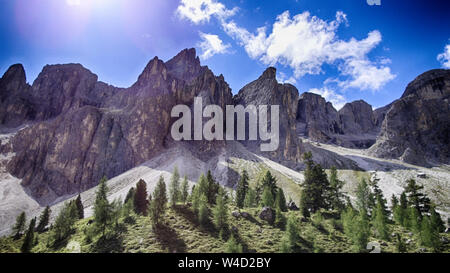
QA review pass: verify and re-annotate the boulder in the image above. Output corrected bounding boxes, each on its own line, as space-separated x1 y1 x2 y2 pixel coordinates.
231 211 241 218
259 207 275 223
287 201 299 211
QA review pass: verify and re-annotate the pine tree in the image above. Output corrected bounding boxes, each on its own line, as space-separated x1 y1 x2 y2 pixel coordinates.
213 191 228 237
36 206 51 233
390 194 399 212
372 200 390 240
430 204 445 233
261 170 277 197
404 179 431 216
282 214 300 253
275 188 287 212
21 217 36 253
124 187 135 204
394 192 408 226
235 170 249 209
180 176 189 204
150 176 168 227
408 207 421 233
261 186 274 208
301 152 331 213
329 166 345 211
75 194 84 219
169 166 180 207
353 209 370 252
198 193 209 227
12 211 26 239
93 176 112 236
244 187 257 208
206 170 219 205
420 215 440 252
226 234 243 253
52 201 78 243
299 189 310 218
355 178 371 213
134 179 149 216
274 207 286 229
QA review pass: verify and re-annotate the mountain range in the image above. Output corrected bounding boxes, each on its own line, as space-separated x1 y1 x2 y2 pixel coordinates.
0 48 449 235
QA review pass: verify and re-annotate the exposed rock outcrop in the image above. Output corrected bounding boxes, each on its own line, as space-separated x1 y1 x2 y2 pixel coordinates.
234 67 302 164
369 69 450 166
296 93 380 148
3 48 234 205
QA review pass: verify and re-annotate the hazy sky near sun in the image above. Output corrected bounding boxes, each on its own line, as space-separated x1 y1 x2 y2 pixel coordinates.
0 0 449 109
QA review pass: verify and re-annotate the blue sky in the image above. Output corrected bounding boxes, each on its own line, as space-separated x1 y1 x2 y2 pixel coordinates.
0 0 449 109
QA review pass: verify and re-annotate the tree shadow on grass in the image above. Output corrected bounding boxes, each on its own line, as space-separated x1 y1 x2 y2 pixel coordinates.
154 223 186 253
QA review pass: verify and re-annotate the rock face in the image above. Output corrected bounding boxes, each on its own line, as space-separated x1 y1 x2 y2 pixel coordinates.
234 67 302 164
2 48 233 205
297 93 380 148
369 69 450 166
296 93 341 142
0 64 35 127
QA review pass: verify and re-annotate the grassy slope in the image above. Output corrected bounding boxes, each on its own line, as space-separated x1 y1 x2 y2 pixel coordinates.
1 204 449 253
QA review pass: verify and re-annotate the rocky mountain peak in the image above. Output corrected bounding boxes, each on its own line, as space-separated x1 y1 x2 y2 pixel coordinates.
1 64 26 86
260 67 277 80
165 48 203 82
402 69 450 99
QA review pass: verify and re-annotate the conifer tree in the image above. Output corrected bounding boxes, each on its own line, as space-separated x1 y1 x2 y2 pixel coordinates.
301 152 330 213
355 178 371 213
372 200 390 240
420 215 440 252
299 189 310 218
390 194 398 212
93 176 112 235
244 187 257 208
275 188 287 212
52 201 78 243
430 204 445 233
37 206 51 233
150 176 168 227
75 194 84 219
353 209 370 252
213 191 228 237
169 166 180 207
329 166 345 211
261 186 274 207
206 170 220 205
226 234 243 253
198 193 209 227
274 207 286 229
124 187 135 205
408 207 421 233
395 192 408 226
21 217 36 253
282 214 300 253
261 170 277 197
134 179 149 216
404 179 431 216
180 175 189 204
235 170 249 209
12 211 26 239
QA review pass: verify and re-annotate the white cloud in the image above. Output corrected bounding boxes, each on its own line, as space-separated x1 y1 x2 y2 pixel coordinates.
222 10 395 91
175 0 395 91
176 0 237 24
197 32 231 60
437 42 450 68
308 87 347 110
277 71 297 85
